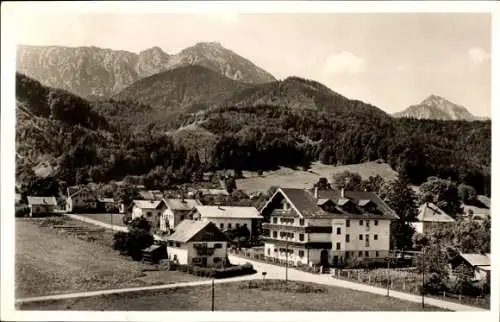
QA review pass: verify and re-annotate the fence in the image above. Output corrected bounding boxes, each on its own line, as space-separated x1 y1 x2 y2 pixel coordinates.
229 248 322 274
334 268 490 309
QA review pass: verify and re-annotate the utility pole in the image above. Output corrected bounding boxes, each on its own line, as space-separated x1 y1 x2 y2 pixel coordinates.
285 234 289 283
211 278 215 311
421 248 425 308
386 256 390 297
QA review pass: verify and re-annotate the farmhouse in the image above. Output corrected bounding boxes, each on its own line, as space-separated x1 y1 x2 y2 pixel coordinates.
453 253 491 282
193 205 262 236
66 186 98 213
166 220 229 267
27 196 57 217
130 199 167 232
412 202 455 234
260 187 399 268
161 198 202 231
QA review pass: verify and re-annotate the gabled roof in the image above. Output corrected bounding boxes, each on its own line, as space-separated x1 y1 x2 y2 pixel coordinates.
195 206 263 219
459 253 490 267
165 198 201 211
131 199 166 210
27 196 57 206
167 220 228 243
417 202 455 223
67 186 94 198
261 188 398 220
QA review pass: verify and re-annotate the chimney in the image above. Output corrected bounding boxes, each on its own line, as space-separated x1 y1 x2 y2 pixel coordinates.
314 187 318 199
341 188 345 198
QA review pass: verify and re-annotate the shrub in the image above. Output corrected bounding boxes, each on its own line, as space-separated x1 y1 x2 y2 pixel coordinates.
113 231 128 251
15 206 30 217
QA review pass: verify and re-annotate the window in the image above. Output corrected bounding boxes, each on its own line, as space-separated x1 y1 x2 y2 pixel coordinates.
168 241 173 246
336 242 341 250
299 234 304 241
180 215 185 221
236 223 240 229
228 223 232 229
359 251 363 257
359 220 364 225
274 248 278 252
365 234 370 247
213 257 220 263
359 234 363 240
375 251 379 257
273 217 278 223
299 219 305 226
289 250 294 254
374 220 379 226
346 220 350 228
267 248 271 255
273 231 278 238
346 234 350 242
147 212 152 217
175 242 181 247
337 227 341 235
299 250 305 257
220 223 224 230
214 243 223 248
365 251 369 257
243 223 247 227
374 234 378 240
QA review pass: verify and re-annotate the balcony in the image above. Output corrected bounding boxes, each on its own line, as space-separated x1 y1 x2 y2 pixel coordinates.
270 209 300 218
263 237 332 249
263 223 332 234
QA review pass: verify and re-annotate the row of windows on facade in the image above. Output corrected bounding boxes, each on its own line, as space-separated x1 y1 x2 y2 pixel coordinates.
273 217 379 227
167 241 224 248
267 248 381 258
219 222 247 230
272 230 379 243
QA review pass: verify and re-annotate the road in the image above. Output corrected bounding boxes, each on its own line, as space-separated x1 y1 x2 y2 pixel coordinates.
228 255 487 312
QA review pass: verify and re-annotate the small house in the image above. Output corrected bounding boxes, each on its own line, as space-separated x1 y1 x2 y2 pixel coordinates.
166 220 229 267
453 253 491 282
130 199 167 232
161 198 202 231
66 186 98 213
27 196 57 217
142 244 168 264
412 202 455 234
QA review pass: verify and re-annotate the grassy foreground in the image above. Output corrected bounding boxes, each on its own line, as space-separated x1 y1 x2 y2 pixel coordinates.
15 217 202 299
19 279 447 311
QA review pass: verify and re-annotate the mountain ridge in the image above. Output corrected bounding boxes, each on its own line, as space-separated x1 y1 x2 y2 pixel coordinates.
393 95 481 121
16 42 276 99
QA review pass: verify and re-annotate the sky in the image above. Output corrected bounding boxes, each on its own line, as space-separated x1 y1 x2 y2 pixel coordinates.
10 10 492 116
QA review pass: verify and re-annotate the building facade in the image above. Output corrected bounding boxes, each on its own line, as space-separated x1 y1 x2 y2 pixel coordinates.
66 186 98 213
130 199 167 232
166 220 229 267
27 196 58 217
261 188 398 267
412 202 456 235
193 205 262 236
161 199 202 232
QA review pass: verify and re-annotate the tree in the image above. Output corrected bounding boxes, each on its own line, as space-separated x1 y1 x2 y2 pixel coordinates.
114 217 154 261
419 177 462 217
313 177 332 190
457 183 477 205
412 232 430 250
225 176 237 194
379 179 418 250
360 175 385 193
331 171 362 191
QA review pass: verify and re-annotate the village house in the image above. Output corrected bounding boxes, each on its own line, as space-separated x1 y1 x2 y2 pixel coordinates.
260 187 399 268
27 196 58 217
130 199 167 232
166 220 229 267
65 186 98 213
161 198 202 232
452 253 491 282
193 205 263 237
412 202 456 234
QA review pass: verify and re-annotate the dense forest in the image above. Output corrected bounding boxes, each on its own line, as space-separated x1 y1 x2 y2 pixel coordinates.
15 73 491 198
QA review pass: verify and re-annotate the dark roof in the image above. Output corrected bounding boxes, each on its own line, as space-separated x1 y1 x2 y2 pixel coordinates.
269 188 398 220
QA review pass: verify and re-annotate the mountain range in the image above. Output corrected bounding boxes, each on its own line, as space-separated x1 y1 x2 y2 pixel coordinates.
16 42 276 99
393 95 483 121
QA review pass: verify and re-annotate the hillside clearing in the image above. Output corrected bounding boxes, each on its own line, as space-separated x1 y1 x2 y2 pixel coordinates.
237 161 398 193
18 279 446 311
15 218 202 299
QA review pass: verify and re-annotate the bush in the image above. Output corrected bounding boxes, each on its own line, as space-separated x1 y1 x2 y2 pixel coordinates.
15 206 30 217
177 262 256 279
113 231 128 251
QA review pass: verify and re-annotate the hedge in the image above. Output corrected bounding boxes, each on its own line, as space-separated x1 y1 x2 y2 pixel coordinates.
174 262 256 279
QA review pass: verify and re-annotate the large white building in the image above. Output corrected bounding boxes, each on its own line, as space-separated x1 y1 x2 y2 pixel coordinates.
193 205 263 236
260 188 399 267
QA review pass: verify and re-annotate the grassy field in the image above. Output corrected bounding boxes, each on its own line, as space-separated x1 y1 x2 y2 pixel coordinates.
18 279 447 311
237 161 398 193
78 213 127 227
15 217 203 299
